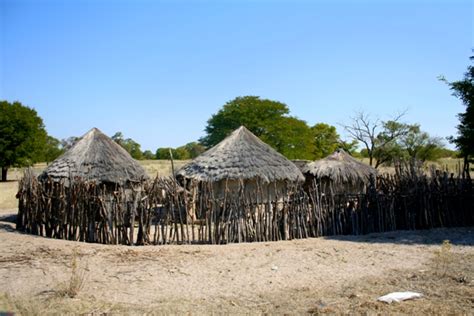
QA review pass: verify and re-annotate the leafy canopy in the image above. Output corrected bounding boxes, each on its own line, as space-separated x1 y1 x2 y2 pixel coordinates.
444 57 474 158
112 132 143 160
200 96 318 160
0 100 48 180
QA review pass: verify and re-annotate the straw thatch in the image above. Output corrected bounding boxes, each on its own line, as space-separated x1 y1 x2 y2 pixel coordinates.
39 128 148 185
291 160 311 172
302 149 376 192
176 126 304 183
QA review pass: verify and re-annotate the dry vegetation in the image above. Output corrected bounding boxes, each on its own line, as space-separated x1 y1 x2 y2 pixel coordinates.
0 159 473 314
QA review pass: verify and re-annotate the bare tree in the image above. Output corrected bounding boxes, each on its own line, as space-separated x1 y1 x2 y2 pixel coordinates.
342 110 410 168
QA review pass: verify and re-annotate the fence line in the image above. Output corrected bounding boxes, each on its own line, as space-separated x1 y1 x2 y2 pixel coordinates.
16 167 473 245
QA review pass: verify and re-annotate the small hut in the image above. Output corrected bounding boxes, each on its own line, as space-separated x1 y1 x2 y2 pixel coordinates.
39 127 148 186
17 128 150 244
176 126 304 200
302 149 376 194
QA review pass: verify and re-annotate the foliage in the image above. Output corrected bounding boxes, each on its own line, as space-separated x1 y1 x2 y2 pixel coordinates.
0 100 48 181
311 123 340 159
442 57 474 161
400 125 445 162
200 96 289 147
183 142 206 158
40 136 64 164
343 111 413 168
111 132 143 160
142 150 155 160
155 142 205 160
200 96 319 160
347 113 449 167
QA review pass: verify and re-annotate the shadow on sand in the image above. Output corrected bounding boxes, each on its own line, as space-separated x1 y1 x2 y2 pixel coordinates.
323 227 474 246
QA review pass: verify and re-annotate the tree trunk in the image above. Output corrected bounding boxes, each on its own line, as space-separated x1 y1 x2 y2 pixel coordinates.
463 156 471 180
1 167 7 182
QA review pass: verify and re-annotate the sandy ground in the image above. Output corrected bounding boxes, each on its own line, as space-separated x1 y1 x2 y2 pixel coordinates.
0 208 472 314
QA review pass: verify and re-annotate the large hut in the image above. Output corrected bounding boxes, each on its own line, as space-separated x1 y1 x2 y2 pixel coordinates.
39 127 148 186
176 126 304 200
302 149 376 195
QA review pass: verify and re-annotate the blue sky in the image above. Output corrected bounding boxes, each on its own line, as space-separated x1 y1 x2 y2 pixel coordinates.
1 0 472 151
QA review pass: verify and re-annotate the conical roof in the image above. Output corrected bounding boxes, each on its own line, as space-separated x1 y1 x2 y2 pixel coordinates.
176 126 304 183
39 128 149 185
302 149 376 185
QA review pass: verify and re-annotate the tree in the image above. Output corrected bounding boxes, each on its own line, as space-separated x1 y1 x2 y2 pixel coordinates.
0 101 48 181
184 142 206 158
112 132 143 160
399 125 444 162
40 136 64 164
200 96 314 159
142 150 155 160
342 111 411 168
311 123 341 159
442 57 474 175
61 136 80 150
155 148 172 160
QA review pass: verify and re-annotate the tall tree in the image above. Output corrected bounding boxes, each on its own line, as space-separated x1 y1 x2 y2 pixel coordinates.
0 101 47 181
200 96 314 159
112 132 143 160
342 111 411 168
442 57 474 174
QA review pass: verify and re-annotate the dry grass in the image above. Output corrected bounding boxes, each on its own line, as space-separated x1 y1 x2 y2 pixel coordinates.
139 159 190 177
54 248 86 298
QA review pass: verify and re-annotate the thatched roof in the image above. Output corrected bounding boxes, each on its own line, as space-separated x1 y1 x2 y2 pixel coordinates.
302 149 376 185
39 128 149 185
176 126 304 183
291 160 311 172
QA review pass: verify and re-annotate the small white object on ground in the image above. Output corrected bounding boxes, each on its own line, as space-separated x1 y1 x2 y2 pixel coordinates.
271 265 279 271
377 291 423 303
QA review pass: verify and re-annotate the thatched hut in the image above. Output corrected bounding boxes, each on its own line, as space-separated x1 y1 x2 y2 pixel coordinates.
291 160 311 173
39 127 148 186
302 149 376 194
176 126 304 200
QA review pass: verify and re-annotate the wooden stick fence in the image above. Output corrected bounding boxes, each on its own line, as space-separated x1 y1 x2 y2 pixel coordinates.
16 166 473 245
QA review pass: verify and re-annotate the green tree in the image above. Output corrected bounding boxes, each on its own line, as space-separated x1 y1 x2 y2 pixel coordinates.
200 96 314 159
399 125 445 162
174 146 191 160
111 132 143 160
442 57 474 174
343 111 411 168
142 150 155 160
184 142 206 158
311 123 340 159
0 100 47 181
40 136 64 164
155 148 172 160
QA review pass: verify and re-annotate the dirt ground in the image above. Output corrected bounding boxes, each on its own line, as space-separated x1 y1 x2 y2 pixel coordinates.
0 167 473 314
0 209 472 314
